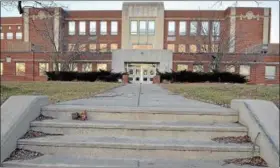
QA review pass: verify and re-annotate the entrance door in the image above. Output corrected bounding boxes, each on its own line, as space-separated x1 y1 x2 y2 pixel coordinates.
126 63 157 84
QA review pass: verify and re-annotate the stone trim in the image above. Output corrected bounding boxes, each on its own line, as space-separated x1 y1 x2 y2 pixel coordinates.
65 18 122 21
23 8 29 42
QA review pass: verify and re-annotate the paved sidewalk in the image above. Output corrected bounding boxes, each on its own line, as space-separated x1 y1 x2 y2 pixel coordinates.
57 84 227 109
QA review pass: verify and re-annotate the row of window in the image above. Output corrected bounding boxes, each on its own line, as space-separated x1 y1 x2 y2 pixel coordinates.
68 21 118 36
67 43 118 52
0 62 108 76
0 26 21 30
130 20 155 35
167 44 218 53
167 21 220 36
0 32 22 40
176 64 277 80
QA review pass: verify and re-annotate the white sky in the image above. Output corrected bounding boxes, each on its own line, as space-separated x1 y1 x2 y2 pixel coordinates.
1 1 279 43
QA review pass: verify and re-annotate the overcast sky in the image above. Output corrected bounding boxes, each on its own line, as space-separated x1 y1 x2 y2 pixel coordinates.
1 1 279 43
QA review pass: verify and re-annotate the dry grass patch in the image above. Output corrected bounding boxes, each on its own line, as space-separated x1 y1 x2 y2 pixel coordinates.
162 83 279 108
1 81 121 104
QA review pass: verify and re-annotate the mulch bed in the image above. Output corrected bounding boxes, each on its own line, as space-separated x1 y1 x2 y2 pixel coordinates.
4 149 43 162
35 114 54 121
223 156 268 167
212 135 252 144
20 130 62 139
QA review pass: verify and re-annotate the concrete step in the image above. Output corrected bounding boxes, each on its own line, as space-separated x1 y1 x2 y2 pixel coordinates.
2 155 270 168
30 119 247 141
17 135 259 160
42 105 238 123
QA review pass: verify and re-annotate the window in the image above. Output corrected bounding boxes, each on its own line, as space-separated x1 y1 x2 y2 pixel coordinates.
239 65 250 79
190 21 198 36
82 63 92 72
79 21 86 35
179 21 187 35
265 66 276 79
53 63 61 71
167 44 175 52
168 21 175 36
8 26 11 30
130 21 138 35
201 44 208 53
212 44 219 52
148 21 155 35
68 44 75 51
225 65 235 73
177 64 188 71
139 21 147 35
110 43 118 51
111 21 118 35
189 44 197 53
89 44 96 52
16 62 25 76
100 44 107 52
100 21 107 35
7 32 13 39
178 44 186 53
201 21 209 36
0 33 3 40
16 32 22 39
79 44 87 51
0 62 3 75
39 63 49 76
97 63 107 71
132 45 153 50
89 21 96 35
18 26 21 30
193 65 204 72
68 21 75 35
212 21 220 37
69 63 78 71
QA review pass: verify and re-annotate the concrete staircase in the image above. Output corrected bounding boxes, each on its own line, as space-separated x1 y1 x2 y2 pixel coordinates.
2 105 262 168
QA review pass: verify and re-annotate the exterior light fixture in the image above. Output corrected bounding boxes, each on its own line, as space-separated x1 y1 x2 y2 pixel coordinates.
6 56 11 63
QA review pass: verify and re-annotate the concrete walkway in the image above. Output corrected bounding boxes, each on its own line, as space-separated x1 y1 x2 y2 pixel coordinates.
58 84 227 109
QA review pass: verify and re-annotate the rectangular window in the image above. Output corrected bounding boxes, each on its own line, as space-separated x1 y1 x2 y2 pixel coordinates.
68 21 75 35
265 66 276 79
190 21 198 36
177 64 188 71
212 44 219 52
39 63 49 76
189 44 197 53
148 21 155 35
193 65 204 72
89 44 96 52
239 65 250 79
7 32 13 39
89 21 96 35
79 21 86 35
201 21 209 36
110 43 118 51
68 44 75 51
178 44 186 53
97 63 107 71
212 21 220 36
79 44 87 51
111 21 118 35
53 63 61 71
225 65 235 73
82 63 92 72
168 21 176 36
16 62 25 76
167 44 175 52
139 21 147 35
100 21 107 35
201 44 208 53
69 63 78 72
179 21 187 35
100 44 107 52
0 62 3 75
1 33 4 40
16 32 22 39
130 21 138 35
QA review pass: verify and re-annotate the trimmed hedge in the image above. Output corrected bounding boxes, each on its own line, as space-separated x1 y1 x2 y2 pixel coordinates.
46 70 123 82
158 70 247 83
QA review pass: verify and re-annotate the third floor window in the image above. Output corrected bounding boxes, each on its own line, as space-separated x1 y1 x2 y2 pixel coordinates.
179 21 187 36
79 21 86 35
90 21 96 35
130 21 138 35
168 21 175 36
201 21 209 36
100 21 107 35
139 21 147 35
148 21 155 35
68 21 75 35
111 21 118 35
190 21 197 36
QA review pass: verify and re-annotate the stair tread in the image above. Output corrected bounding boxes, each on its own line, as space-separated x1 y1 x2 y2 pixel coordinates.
3 155 270 168
31 119 247 131
18 135 258 151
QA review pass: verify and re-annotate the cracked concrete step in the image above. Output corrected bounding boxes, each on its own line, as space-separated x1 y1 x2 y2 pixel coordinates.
30 119 247 141
17 135 259 160
42 105 238 123
2 155 271 168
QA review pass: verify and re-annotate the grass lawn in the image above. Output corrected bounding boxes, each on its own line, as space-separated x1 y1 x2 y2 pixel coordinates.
162 83 279 108
1 81 122 105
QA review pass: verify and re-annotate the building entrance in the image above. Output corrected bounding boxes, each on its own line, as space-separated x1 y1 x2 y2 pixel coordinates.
125 63 158 84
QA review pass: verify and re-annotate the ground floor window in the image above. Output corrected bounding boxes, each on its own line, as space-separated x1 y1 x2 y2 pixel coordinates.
177 64 188 71
193 64 204 72
53 63 61 71
239 65 250 79
39 63 49 76
265 65 276 80
167 44 175 52
82 63 92 72
0 62 3 75
97 63 107 71
225 65 235 73
69 63 78 71
16 62 25 76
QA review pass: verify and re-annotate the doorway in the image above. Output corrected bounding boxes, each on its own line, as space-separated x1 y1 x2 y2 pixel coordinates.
125 63 158 84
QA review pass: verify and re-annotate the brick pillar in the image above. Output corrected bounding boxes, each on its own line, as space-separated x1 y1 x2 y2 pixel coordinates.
122 74 129 84
153 75 161 84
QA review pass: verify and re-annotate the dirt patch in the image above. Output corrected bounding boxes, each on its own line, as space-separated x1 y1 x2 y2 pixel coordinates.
35 114 54 121
212 135 252 144
4 149 43 161
20 130 62 139
223 156 268 167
